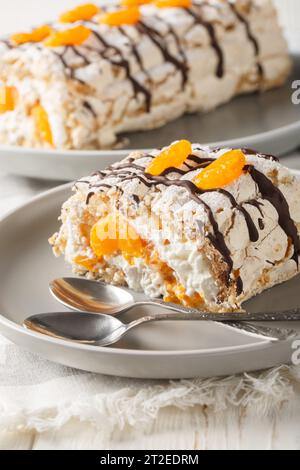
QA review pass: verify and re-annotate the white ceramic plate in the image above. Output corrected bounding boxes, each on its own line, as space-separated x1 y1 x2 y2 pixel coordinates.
0 178 300 379
0 56 299 181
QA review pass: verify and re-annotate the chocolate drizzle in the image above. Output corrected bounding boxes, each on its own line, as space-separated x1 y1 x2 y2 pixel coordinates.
44 46 87 86
83 100 97 118
86 191 95 205
247 166 300 266
229 3 263 79
88 29 152 112
258 218 264 230
185 7 224 78
118 26 151 81
132 194 140 204
0 39 12 49
245 199 264 217
242 148 279 162
187 154 214 166
137 21 188 88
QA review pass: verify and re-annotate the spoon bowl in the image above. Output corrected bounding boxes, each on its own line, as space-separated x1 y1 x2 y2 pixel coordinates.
24 312 126 345
50 277 135 314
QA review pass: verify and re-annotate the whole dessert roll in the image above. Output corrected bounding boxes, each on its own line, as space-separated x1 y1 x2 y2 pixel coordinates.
50 141 300 312
0 0 291 150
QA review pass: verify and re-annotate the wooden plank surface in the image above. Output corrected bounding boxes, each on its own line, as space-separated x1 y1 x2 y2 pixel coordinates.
1 397 300 450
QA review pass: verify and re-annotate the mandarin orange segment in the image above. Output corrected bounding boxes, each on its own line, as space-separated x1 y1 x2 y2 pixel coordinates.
99 7 141 26
193 149 246 190
30 25 53 42
44 25 91 47
121 0 151 6
146 140 192 176
90 213 144 259
119 236 145 258
90 214 119 257
59 3 99 23
11 25 52 45
80 223 91 240
31 104 53 146
0 86 18 113
74 255 97 270
154 0 192 8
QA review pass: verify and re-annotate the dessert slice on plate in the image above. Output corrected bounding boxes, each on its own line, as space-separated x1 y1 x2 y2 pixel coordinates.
50 140 300 312
0 0 291 150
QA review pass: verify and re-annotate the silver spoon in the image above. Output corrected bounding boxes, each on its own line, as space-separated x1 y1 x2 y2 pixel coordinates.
49 278 299 342
23 310 298 346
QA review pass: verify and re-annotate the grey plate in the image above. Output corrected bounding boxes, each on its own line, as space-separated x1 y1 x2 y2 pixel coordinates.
0 55 299 181
0 182 299 379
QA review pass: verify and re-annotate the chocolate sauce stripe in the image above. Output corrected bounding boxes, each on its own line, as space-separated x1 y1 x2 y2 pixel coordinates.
244 199 264 217
185 7 224 78
137 21 188 89
88 29 151 112
0 39 12 49
83 100 96 118
246 166 300 266
229 3 263 79
187 154 215 165
241 148 279 162
152 13 188 73
118 26 152 84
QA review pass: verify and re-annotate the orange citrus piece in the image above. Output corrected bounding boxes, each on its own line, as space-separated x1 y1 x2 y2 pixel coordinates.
193 149 246 190
0 86 18 113
59 3 99 23
11 25 53 45
146 140 192 176
90 213 144 259
31 104 53 146
119 235 144 258
121 0 151 6
90 214 119 257
154 0 192 8
74 255 97 270
44 25 91 47
99 7 141 26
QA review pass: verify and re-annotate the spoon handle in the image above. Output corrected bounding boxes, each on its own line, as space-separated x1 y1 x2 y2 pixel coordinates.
143 299 300 322
128 305 300 342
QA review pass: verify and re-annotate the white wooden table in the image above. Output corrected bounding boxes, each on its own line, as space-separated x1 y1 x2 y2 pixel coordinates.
0 0 300 450
1 392 300 450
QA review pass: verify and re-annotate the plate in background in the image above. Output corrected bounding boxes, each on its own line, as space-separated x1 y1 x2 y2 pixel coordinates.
0 55 299 181
0 179 299 379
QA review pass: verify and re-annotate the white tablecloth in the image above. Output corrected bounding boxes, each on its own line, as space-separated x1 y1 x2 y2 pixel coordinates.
0 151 300 450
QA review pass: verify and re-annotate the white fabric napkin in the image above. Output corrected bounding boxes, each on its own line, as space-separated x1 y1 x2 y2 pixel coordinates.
0 159 300 435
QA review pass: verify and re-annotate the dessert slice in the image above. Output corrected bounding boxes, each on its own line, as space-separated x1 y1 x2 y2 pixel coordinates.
0 0 291 150
50 141 300 312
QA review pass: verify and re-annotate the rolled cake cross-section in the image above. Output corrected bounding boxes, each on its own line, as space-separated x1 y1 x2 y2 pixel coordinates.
50 141 300 312
0 0 291 149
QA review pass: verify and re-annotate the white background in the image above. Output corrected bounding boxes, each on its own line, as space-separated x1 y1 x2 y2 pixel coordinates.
0 0 298 46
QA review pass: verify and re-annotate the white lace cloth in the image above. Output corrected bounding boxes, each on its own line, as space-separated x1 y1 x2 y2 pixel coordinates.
0 156 300 439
